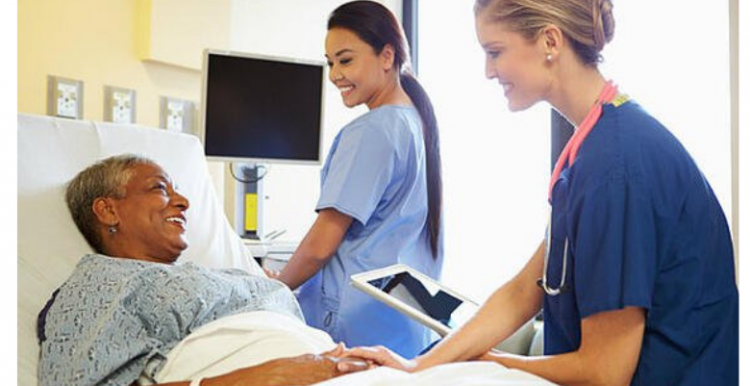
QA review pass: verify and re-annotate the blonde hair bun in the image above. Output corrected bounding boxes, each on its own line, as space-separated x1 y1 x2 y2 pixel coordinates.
475 0 616 65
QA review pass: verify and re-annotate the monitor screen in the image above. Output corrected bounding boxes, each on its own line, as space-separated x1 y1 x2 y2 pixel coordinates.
200 50 325 164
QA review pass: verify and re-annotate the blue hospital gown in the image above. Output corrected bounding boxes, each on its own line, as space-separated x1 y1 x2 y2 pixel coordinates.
38 254 302 386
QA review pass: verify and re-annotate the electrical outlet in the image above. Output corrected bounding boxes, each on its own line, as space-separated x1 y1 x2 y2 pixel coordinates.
167 100 184 131
47 76 83 119
104 86 136 124
160 96 194 134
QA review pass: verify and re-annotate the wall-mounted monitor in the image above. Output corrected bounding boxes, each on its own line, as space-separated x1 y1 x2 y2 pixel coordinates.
200 50 325 165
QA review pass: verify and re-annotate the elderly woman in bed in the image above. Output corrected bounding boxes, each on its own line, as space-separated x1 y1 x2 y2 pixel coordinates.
36 154 368 386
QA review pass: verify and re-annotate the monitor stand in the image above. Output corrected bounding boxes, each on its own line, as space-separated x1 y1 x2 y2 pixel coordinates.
233 163 265 240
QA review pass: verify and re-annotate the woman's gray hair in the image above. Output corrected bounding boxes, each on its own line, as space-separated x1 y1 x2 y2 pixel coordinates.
65 154 158 253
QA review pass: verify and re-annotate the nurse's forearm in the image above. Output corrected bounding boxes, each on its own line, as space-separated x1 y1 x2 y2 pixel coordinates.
489 351 628 386
477 240 546 342
277 209 352 290
488 307 645 386
414 241 546 370
277 245 331 290
489 352 595 386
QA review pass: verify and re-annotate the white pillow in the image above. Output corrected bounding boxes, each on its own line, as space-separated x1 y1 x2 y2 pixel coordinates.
17 113 261 386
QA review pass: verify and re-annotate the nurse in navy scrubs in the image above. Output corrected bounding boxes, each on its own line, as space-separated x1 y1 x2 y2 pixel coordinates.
338 0 739 385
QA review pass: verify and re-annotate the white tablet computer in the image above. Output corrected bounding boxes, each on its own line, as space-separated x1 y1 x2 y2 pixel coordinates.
351 264 479 337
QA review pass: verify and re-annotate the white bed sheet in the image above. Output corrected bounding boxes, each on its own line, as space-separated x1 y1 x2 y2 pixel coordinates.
153 311 556 386
153 311 336 383
316 362 555 386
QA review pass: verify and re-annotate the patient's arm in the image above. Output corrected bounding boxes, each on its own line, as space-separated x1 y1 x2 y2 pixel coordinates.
156 353 369 386
276 209 353 290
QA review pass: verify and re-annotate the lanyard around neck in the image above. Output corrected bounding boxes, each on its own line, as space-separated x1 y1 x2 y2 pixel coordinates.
548 81 618 201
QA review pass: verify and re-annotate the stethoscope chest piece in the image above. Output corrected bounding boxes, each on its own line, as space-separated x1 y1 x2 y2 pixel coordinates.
538 209 569 296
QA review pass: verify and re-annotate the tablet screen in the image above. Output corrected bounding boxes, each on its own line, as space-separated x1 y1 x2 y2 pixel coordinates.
368 272 477 329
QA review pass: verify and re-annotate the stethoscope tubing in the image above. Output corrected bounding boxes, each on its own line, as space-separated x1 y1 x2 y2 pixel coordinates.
539 82 619 297
539 209 568 296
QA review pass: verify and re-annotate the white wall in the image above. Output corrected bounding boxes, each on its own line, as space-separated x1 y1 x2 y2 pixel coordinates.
224 0 401 241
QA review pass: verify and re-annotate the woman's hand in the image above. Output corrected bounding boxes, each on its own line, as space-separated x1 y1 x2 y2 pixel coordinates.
263 267 280 280
202 353 370 386
334 345 416 373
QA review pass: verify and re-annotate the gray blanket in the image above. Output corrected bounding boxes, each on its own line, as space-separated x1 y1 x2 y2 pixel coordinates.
38 254 302 386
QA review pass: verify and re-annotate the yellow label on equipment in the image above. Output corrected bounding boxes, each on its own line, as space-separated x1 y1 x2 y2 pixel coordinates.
244 193 258 232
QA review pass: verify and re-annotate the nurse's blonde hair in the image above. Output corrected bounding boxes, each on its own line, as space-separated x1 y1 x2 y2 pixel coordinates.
474 0 615 66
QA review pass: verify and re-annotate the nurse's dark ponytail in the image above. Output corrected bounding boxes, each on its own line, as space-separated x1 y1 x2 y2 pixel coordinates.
400 71 442 258
328 1 443 258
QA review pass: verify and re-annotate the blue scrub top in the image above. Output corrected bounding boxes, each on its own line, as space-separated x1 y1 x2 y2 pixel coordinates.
297 105 443 358
544 100 738 385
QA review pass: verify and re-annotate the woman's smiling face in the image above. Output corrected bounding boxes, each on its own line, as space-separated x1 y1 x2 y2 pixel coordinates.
325 27 391 110
475 12 552 112
109 163 190 263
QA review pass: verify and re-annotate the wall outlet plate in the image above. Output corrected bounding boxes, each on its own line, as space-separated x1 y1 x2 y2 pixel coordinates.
104 86 136 124
160 96 194 134
47 75 83 119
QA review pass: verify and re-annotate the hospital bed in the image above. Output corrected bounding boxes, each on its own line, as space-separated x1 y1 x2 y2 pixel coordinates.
17 113 554 386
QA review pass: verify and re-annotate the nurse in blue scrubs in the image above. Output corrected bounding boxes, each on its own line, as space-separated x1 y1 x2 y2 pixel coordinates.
337 0 738 384
274 1 444 358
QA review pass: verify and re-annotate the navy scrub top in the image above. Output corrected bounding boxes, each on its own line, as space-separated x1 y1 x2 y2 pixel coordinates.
544 100 738 385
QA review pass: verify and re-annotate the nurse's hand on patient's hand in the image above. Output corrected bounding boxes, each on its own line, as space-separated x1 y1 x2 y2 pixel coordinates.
205 353 369 386
263 267 280 279
322 342 375 372
335 346 416 373
322 342 348 358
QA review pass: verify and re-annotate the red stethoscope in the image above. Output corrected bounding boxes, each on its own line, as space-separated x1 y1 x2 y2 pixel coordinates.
537 80 619 296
